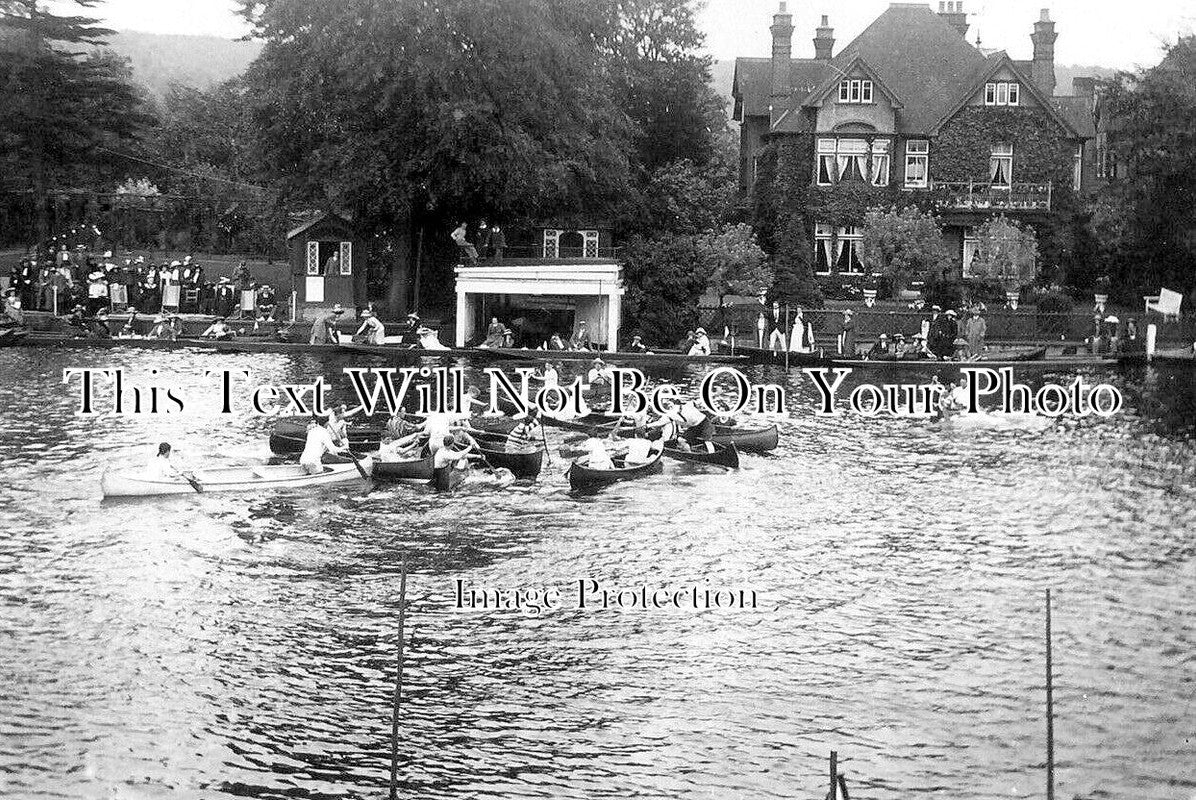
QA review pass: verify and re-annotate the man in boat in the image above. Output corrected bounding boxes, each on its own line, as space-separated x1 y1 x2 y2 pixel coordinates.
586 357 612 386
506 408 543 452
629 334 649 353
354 309 386 344
300 416 350 474
688 327 712 356
866 334 891 360
580 435 615 470
433 434 479 471
309 304 345 345
147 442 187 480
324 404 363 446
200 318 234 340
378 431 425 461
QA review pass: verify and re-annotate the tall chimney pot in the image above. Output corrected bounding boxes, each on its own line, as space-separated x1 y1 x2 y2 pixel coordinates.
938 0 969 38
1031 8 1058 96
814 15 835 62
770 3 795 101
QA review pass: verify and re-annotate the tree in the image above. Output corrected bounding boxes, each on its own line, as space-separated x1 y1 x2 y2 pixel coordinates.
770 213 822 307
1102 36 1196 298
239 0 636 315
620 231 711 346
699 223 772 305
0 0 153 244
968 216 1039 288
636 149 737 236
860 205 951 289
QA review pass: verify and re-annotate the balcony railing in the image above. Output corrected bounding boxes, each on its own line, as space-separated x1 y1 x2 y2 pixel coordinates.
931 181 1052 212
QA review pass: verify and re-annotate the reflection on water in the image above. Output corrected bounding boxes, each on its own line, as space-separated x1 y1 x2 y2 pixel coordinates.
0 348 1194 799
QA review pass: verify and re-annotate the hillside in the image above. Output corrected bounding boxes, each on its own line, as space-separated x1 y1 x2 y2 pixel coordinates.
96 31 262 98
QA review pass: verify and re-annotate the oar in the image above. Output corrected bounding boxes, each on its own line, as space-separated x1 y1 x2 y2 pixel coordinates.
346 446 371 481
173 465 203 493
538 421 552 467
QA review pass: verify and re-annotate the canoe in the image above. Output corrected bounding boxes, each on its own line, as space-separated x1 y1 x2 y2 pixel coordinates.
101 459 372 498
541 411 629 434
268 418 385 455
662 440 739 469
471 431 544 479
567 444 664 491
707 423 779 454
372 450 435 482
0 328 29 346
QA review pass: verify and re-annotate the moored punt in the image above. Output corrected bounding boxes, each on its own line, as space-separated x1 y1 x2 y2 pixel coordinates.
268 417 385 455
492 347 751 365
0 328 30 346
19 331 347 355
566 444 664 491
337 342 533 361
662 440 740 469
742 345 1049 368
372 450 435 482
708 423 779 454
101 459 371 498
470 431 544 479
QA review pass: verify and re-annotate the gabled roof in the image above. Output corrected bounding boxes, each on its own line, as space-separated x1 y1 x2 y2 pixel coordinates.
929 52 1083 137
732 57 827 120
808 3 989 134
801 54 905 110
287 211 352 241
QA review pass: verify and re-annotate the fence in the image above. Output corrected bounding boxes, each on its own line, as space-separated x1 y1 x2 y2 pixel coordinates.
699 305 1196 345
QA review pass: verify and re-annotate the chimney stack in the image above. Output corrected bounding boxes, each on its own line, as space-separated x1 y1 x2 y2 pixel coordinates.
814 15 835 62
1072 76 1096 102
1031 8 1058 96
937 1 969 39
770 2 795 101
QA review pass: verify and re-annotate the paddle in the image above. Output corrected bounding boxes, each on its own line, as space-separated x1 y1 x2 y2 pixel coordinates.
345 447 370 480
172 465 203 493
538 420 552 467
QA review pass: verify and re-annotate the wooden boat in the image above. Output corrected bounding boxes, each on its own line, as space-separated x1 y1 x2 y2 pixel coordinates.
662 440 739 469
372 450 435 482
101 459 371 498
741 345 1048 367
567 444 664 491
0 327 29 346
471 431 544 479
1144 348 1195 368
492 347 751 365
708 423 779 454
268 418 385 455
541 411 629 434
21 331 347 355
337 341 532 361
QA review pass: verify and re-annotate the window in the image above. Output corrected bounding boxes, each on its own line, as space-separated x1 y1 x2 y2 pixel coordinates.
990 143 1013 188
581 230 600 258
838 79 874 104
306 241 320 276
985 82 1021 107
339 241 352 275
1073 143 1083 191
871 140 890 186
1095 132 1107 179
752 155 760 186
817 139 836 185
962 228 981 277
837 139 868 182
836 226 864 274
814 223 834 275
905 140 929 188
542 229 561 258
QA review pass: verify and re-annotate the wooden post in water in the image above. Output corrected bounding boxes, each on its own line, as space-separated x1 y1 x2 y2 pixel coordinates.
829 750 837 799
388 559 408 800
784 305 791 371
1046 588 1054 800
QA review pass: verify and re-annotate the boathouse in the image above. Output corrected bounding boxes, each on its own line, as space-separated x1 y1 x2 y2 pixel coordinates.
453 225 624 351
287 212 366 319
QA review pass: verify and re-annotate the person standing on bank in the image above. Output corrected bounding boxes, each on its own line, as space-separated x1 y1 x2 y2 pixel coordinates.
768 301 785 353
489 225 506 261
838 309 857 356
310 303 345 344
964 307 987 357
354 309 386 344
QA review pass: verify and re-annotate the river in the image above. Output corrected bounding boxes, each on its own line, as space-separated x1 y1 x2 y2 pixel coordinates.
0 347 1193 799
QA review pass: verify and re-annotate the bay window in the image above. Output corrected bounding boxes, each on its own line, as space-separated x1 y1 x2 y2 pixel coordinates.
990 143 1013 188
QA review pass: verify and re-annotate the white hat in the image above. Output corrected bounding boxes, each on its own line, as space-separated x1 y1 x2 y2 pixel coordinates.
170 260 181 267
945 309 957 317
331 304 345 314
361 309 373 317
1104 315 1120 323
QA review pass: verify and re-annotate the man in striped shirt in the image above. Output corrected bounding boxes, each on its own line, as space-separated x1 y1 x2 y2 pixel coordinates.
506 408 542 452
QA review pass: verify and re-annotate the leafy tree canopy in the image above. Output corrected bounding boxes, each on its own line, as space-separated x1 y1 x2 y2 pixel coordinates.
968 216 1039 288
699 223 771 303
860 205 951 288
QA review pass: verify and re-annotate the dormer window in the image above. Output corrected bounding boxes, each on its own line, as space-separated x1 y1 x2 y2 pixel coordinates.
985 81 1020 106
838 79 874 104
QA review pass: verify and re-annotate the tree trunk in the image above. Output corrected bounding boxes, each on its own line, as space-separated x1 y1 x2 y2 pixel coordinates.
385 222 414 319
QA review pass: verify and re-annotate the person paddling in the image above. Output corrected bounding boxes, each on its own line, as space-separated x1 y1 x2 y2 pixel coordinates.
506 408 542 452
300 416 349 474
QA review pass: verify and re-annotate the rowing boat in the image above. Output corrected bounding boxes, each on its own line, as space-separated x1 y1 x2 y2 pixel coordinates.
566 443 664 491
708 423 779 454
471 431 544 479
662 440 739 469
101 459 372 498
372 450 435 482
268 418 385 455
0 328 29 347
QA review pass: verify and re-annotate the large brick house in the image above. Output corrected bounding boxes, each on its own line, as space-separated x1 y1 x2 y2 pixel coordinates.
733 1 1098 286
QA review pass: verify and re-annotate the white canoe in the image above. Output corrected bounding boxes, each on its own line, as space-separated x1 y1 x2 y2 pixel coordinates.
101 459 373 498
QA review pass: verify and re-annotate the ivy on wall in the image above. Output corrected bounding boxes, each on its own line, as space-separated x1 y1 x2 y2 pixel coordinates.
933 107 1074 185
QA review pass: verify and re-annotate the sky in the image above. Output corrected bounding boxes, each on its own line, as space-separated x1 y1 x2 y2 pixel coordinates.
50 0 1196 70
